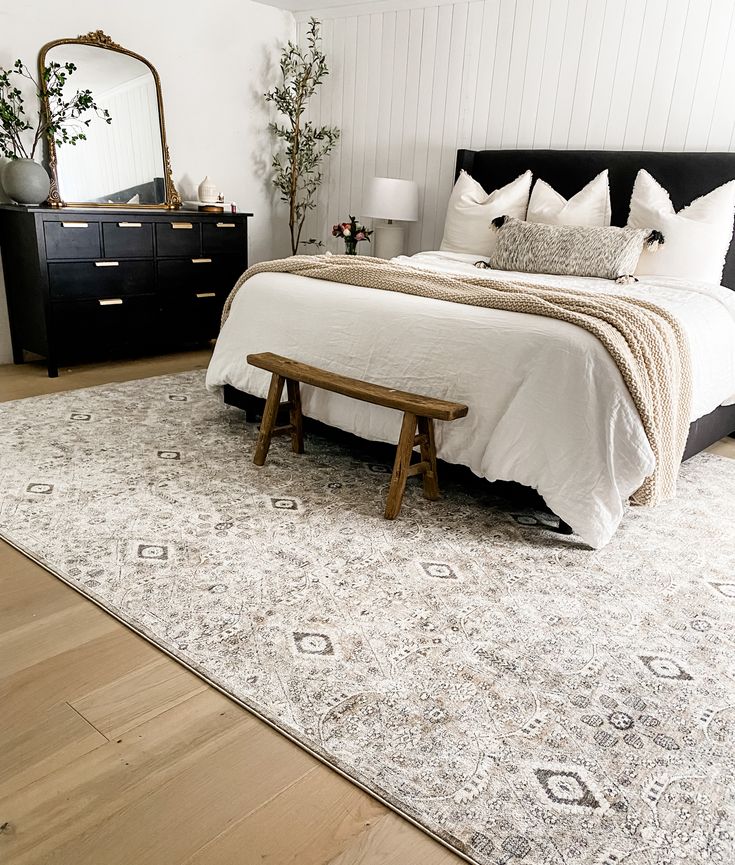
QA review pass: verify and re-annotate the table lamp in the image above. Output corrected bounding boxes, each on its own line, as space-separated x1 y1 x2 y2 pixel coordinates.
362 177 419 259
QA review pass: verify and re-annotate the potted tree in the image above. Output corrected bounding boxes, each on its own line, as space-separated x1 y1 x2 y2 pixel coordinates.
265 19 340 254
0 59 111 205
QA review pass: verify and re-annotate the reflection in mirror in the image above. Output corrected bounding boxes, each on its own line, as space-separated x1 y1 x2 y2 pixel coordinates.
44 43 166 205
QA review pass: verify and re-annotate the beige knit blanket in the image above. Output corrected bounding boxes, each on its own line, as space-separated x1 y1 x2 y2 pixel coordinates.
222 254 693 505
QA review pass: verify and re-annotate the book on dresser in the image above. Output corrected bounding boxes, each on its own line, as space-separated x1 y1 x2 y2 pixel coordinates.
0 205 252 377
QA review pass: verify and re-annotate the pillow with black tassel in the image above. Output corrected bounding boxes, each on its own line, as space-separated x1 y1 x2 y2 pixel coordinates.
489 215 664 283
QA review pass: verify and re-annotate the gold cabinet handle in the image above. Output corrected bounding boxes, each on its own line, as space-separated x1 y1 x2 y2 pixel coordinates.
95 261 120 267
61 221 89 228
98 298 123 306
118 222 142 228
216 223 236 229
196 292 216 298
191 258 212 264
171 222 193 229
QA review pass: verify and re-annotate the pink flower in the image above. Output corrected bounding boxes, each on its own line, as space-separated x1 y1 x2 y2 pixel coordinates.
333 218 373 241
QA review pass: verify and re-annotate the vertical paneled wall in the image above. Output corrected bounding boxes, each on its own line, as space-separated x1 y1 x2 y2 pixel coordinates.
58 77 162 201
298 0 735 254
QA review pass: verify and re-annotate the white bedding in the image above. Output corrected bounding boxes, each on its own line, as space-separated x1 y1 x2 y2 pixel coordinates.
205 251 735 548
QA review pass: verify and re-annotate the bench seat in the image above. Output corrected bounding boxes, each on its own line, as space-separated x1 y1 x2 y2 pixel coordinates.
246 352 469 519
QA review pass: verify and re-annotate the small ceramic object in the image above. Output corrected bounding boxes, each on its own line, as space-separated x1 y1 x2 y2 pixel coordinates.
2 158 51 205
198 176 217 204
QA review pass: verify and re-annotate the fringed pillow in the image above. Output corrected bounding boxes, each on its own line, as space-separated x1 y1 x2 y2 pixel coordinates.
628 169 735 283
440 170 532 255
488 215 664 283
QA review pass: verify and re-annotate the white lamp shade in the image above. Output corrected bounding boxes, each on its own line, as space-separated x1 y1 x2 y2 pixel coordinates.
362 177 419 222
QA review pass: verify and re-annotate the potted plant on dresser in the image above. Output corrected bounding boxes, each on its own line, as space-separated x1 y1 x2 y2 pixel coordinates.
0 58 110 204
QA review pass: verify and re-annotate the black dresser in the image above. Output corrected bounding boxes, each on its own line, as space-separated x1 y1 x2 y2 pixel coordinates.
0 205 251 376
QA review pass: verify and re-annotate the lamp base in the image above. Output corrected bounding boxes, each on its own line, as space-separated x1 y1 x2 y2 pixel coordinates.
373 222 406 260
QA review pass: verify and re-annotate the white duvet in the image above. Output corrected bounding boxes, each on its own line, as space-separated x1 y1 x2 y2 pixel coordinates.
206 251 735 548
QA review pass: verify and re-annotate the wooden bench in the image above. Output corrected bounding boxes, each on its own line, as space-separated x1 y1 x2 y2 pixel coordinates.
246 352 469 519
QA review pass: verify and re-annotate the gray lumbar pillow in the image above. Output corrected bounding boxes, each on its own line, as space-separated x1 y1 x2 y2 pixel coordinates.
488 215 664 283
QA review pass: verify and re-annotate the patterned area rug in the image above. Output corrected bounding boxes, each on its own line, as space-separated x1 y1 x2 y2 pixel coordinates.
0 370 733 865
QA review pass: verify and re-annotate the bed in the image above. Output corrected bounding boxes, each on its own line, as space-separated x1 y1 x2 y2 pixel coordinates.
206 149 735 548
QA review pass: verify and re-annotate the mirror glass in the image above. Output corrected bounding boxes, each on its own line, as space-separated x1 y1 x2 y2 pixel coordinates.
44 43 166 205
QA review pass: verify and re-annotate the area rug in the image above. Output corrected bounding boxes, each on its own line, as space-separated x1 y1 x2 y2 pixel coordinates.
0 370 733 865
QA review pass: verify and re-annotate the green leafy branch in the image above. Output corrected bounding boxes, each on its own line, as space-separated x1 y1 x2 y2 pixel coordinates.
265 18 340 255
0 59 112 161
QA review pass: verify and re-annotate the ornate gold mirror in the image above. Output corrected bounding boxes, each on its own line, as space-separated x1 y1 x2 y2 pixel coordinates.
38 31 181 209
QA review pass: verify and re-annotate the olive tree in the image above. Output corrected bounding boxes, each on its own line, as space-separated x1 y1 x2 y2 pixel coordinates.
265 19 340 254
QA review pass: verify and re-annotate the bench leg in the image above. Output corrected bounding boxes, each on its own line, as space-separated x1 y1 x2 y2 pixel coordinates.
417 416 440 501
286 378 304 455
253 372 285 466
385 412 417 520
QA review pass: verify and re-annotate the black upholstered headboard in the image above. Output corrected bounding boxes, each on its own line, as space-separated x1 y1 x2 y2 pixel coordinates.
456 149 735 290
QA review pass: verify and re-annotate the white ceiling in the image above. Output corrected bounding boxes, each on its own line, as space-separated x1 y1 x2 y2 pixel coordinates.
257 0 356 9
257 0 421 10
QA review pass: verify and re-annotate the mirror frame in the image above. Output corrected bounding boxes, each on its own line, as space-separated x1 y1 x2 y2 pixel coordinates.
38 30 182 210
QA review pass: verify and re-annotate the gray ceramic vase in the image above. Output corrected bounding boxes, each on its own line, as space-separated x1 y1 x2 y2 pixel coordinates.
2 158 51 205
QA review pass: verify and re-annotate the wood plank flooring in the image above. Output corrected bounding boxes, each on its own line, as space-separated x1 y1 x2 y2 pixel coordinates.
0 352 459 865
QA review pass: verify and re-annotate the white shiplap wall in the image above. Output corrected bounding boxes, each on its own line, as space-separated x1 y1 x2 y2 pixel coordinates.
297 0 735 254
58 76 162 201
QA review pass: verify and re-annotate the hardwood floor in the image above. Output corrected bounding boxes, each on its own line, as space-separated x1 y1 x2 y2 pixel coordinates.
0 352 459 865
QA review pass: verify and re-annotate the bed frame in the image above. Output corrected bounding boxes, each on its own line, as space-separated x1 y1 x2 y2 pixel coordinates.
224 148 735 460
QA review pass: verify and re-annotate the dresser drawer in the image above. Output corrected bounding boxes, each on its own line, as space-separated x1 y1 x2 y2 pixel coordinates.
157 257 244 295
44 220 101 259
103 221 154 258
52 294 159 354
161 290 225 342
202 220 246 255
156 220 201 256
48 260 154 300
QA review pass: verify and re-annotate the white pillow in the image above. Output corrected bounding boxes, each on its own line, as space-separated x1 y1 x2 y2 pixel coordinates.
440 169 532 255
628 169 735 284
527 170 611 227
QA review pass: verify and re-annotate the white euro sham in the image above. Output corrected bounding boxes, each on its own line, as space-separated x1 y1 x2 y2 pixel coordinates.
628 169 735 284
527 170 612 226
440 170 532 256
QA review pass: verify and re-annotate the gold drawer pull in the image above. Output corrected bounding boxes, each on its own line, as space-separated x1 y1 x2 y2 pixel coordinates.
216 223 236 229
171 222 193 229
192 258 212 264
61 221 89 228
118 222 142 228
98 298 123 306
95 261 119 267
196 292 216 299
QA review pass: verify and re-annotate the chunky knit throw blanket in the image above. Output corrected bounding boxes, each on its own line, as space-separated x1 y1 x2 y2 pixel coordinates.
222 255 693 505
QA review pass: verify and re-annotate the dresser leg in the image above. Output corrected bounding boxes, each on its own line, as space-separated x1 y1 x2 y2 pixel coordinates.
47 359 59 378
9 322 25 364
